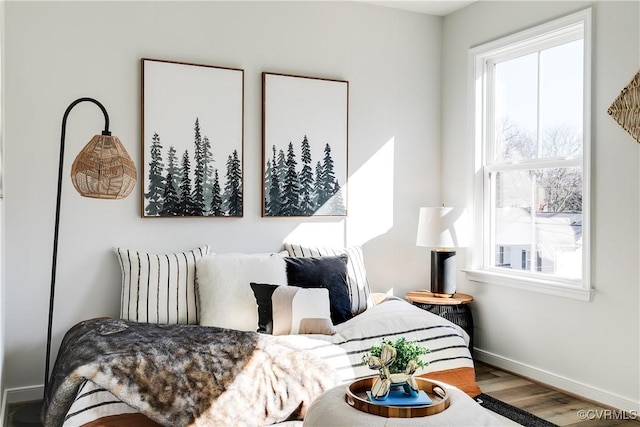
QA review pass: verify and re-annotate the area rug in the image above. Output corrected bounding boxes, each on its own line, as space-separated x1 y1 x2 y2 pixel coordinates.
476 393 558 427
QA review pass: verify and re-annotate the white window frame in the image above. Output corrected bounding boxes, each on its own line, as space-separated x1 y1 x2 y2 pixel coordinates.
466 9 593 301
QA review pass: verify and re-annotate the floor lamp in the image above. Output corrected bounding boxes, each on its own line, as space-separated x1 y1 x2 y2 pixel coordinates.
13 97 137 427
416 207 469 297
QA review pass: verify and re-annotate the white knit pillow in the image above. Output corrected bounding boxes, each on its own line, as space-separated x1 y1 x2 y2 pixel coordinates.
197 252 288 331
283 243 374 316
115 246 210 324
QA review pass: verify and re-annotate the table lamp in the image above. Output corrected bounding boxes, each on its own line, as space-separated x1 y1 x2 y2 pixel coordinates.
416 207 469 297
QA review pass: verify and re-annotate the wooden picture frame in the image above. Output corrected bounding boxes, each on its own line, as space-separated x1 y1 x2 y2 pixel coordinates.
142 58 244 217
262 72 348 217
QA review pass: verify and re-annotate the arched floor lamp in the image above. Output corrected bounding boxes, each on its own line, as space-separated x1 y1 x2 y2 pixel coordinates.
12 98 137 426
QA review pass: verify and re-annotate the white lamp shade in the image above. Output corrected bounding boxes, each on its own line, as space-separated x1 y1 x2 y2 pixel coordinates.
416 207 469 248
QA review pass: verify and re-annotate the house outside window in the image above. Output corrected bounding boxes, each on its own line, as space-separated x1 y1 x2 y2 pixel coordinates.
467 9 593 301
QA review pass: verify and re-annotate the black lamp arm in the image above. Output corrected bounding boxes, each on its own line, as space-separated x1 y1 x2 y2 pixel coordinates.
44 97 111 392
61 97 111 136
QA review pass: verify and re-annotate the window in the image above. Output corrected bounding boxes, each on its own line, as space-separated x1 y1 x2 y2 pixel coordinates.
467 9 592 301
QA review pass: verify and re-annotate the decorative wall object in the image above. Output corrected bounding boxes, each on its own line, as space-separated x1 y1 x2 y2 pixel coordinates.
608 69 640 144
142 58 244 217
262 72 348 217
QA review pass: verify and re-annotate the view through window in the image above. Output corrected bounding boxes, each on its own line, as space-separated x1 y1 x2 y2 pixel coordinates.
471 9 591 295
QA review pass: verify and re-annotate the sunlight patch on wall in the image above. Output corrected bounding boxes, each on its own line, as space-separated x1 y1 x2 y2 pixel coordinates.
282 137 395 247
346 137 395 246
283 220 346 246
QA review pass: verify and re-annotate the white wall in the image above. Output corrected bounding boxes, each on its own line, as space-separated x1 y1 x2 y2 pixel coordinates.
3 1 442 394
0 0 5 412
442 1 640 412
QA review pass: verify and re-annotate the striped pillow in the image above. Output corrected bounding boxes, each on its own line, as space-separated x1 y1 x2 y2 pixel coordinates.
115 246 210 324
283 243 374 316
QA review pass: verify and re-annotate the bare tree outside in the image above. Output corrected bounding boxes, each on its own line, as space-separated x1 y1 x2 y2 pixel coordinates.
496 119 582 214
493 119 583 277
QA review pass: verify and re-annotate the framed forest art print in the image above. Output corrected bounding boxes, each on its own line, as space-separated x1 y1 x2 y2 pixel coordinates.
262 72 348 217
142 58 244 217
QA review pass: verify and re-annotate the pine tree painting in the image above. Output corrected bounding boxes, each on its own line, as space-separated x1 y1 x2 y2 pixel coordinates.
142 59 243 217
263 136 346 216
262 73 348 216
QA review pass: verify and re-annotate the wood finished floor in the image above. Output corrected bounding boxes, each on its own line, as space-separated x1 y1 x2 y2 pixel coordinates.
5 362 639 426
475 361 640 426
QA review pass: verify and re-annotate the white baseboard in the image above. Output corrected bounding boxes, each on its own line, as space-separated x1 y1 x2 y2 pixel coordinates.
5 384 43 404
475 348 640 414
3 386 44 427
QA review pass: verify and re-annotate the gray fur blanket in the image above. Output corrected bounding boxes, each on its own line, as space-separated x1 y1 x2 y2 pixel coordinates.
42 318 340 427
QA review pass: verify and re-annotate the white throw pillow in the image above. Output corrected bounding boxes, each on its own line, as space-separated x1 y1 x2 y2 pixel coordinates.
197 252 287 331
284 243 374 316
115 245 210 325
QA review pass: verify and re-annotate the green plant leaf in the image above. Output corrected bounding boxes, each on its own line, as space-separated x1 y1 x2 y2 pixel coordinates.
367 337 429 374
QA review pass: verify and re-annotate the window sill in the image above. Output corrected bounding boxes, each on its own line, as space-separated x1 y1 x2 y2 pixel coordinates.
462 269 594 302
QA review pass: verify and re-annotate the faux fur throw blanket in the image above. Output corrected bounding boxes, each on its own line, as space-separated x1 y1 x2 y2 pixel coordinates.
42 318 340 427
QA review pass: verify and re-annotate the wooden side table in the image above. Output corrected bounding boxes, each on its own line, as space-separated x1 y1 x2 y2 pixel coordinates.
406 291 474 355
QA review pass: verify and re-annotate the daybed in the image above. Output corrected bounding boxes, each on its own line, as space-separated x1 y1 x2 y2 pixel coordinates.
42 244 480 427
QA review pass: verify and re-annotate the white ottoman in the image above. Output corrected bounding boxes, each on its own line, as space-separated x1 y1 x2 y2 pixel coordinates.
303 382 503 427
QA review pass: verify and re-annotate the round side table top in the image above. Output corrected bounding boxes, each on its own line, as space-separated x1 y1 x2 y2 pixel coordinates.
406 291 473 305
303 382 503 426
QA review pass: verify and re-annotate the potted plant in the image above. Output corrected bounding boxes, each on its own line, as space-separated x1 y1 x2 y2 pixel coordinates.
362 337 429 400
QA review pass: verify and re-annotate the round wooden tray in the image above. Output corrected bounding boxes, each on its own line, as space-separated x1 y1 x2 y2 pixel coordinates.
345 376 450 418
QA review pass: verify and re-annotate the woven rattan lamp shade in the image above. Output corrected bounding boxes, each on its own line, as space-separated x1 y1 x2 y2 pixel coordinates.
71 134 137 199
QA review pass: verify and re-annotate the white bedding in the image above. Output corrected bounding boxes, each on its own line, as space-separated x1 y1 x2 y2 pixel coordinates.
60 299 473 426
